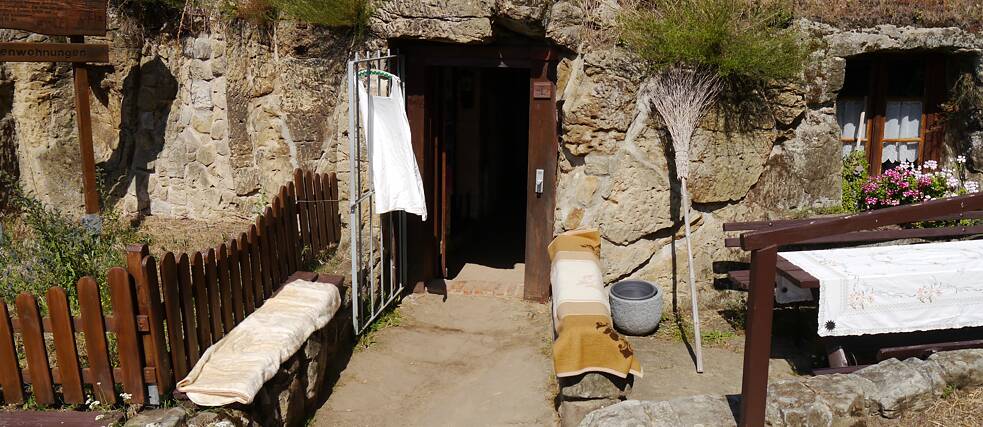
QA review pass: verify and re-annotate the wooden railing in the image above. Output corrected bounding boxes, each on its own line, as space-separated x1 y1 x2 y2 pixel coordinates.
735 192 983 426
0 169 340 407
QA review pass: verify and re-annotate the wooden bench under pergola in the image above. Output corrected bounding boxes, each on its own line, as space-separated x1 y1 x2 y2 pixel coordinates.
724 192 983 426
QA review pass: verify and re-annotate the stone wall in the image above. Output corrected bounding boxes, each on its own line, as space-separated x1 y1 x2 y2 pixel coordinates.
2 2 982 297
577 349 983 426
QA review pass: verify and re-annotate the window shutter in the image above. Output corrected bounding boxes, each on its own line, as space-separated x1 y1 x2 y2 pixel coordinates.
922 57 946 162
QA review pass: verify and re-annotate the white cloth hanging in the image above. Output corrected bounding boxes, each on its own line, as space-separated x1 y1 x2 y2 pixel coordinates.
357 77 427 220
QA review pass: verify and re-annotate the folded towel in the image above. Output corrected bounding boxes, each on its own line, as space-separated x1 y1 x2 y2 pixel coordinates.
547 229 601 260
553 314 643 378
176 279 341 406
551 250 608 331
549 229 642 379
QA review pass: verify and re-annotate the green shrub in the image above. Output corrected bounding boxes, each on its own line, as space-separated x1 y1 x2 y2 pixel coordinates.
840 150 869 213
268 0 373 31
219 0 277 26
0 181 148 312
619 0 808 82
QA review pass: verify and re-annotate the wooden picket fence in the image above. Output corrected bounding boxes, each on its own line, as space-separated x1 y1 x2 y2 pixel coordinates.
0 169 340 407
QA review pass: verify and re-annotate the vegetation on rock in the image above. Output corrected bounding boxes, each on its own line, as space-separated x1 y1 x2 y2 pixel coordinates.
619 0 808 82
219 0 376 33
840 150 869 213
793 0 983 32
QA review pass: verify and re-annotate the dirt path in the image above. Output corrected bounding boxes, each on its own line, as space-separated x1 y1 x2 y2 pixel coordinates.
312 293 559 427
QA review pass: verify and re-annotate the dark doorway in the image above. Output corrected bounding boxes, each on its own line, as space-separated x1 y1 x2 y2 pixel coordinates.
401 43 559 302
431 67 530 279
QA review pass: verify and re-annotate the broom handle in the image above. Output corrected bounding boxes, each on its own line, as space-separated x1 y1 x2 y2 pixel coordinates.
681 177 704 373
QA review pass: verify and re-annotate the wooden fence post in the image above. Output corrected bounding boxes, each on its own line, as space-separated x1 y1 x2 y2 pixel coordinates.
739 246 778 427
305 170 323 255
139 255 175 395
108 267 146 404
239 232 256 315
190 252 214 350
16 293 54 406
294 169 312 264
46 287 84 404
286 182 301 269
77 277 117 405
177 253 202 365
204 248 224 340
327 173 340 244
216 244 234 334
127 245 174 396
159 253 189 380
0 300 24 404
228 239 245 324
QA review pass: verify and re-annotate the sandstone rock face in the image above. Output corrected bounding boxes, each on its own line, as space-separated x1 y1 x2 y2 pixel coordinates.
2 8 981 300
374 0 496 43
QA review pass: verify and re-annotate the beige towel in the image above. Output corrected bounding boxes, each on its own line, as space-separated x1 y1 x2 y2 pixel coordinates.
176 280 341 406
549 229 643 379
553 314 643 378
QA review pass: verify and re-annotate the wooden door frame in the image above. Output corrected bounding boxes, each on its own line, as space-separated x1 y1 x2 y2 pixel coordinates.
399 42 559 302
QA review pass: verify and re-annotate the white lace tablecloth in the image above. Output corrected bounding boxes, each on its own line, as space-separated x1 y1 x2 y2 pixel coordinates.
780 239 983 337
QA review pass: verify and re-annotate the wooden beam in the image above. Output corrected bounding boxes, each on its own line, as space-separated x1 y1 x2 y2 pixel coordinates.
739 246 778 427
725 224 983 247
0 42 109 63
740 193 983 250
69 36 101 215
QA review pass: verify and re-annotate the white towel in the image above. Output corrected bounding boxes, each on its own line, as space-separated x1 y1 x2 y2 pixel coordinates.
357 77 428 220
550 250 610 331
780 240 983 337
176 280 341 406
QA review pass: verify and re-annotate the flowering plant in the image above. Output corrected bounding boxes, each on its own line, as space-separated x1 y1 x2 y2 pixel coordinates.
860 156 979 210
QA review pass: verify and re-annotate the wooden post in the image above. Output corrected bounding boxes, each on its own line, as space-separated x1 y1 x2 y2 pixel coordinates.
70 35 99 216
739 246 778 426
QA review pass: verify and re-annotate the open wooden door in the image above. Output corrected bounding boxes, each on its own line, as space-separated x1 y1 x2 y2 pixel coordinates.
402 44 558 302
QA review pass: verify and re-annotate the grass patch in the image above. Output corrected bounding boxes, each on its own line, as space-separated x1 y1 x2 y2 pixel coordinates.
654 313 740 348
900 385 983 425
355 306 401 351
700 329 737 346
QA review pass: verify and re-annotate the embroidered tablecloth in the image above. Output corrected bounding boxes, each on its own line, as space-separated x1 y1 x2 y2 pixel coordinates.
780 239 983 337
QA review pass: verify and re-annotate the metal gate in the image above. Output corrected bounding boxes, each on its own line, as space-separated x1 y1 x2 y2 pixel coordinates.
346 50 407 335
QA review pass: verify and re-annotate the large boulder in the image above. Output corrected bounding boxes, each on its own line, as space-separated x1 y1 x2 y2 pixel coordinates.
579 395 737 426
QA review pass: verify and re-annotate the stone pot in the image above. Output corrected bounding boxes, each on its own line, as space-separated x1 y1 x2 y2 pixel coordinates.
609 280 663 336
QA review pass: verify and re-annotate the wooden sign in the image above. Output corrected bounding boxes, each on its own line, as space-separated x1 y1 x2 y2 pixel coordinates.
533 82 552 99
0 0 107 36
0 42 108 63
